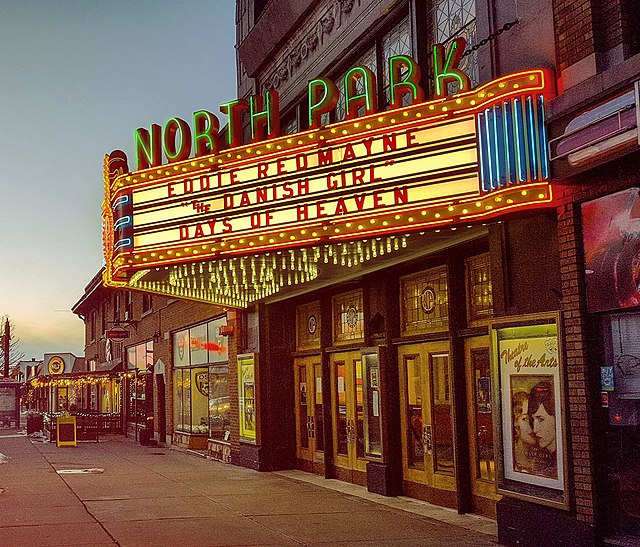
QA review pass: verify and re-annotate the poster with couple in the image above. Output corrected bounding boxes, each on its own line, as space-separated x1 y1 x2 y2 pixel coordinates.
492 313 568 507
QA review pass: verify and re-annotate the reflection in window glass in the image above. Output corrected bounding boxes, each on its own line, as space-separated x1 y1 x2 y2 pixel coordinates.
335 362 348 456
405 356 424 470
472 348 495 482
363 353 382 457
298 365 309 450
208 365 230 441
355 359 365 458
190 368 209 434
431 354 454 474
314 363 324 451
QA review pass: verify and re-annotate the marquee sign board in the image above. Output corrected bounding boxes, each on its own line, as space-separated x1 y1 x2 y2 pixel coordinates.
103 68 554 307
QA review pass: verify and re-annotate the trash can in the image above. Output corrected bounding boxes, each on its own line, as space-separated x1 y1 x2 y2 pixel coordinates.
139 428 151 446
26 413 44 434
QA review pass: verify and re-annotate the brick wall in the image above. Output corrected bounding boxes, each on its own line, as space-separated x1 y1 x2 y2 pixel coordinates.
553 0 596 72
554 150 640 523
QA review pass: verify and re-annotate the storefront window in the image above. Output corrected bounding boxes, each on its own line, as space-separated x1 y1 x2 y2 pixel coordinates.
172 315 230 439
471 347 494 482
126 341 154 428
363 352 382 458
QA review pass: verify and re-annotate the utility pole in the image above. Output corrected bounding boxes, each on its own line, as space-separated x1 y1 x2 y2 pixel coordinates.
3 318 9 377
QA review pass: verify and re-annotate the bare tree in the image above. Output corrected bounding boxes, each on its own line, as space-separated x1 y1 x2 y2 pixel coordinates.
1 316 26 377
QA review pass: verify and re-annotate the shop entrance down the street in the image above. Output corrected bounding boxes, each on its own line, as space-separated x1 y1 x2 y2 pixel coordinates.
293 355 324 474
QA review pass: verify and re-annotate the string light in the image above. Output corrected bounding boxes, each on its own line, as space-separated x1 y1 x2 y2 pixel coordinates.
129 235 408 308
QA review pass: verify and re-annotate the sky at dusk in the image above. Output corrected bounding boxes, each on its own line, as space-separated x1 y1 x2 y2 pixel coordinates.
0 1 237 360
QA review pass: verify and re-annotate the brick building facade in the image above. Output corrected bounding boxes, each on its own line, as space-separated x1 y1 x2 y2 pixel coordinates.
80 1 640 545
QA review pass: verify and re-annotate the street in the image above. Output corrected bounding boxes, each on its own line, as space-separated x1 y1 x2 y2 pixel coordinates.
0 432 498 546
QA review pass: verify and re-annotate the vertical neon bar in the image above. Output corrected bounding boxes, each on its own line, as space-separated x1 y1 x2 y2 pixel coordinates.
493 104 506 187
503 101 516 184
484 108 496 189
514 98 527 182
527 96 539 180
477 112 491 192
537 95 550 180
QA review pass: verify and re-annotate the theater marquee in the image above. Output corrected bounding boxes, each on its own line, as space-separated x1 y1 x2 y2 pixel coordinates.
103 58 554 307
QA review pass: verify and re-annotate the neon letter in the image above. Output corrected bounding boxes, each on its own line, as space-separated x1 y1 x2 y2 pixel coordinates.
389 55 424 108
433 38 470 98
308 78 339 129
220 98 249 148
163 117 192 163
135 124 162 170
344 66 377 119
250 90 280 142
193 110 220 156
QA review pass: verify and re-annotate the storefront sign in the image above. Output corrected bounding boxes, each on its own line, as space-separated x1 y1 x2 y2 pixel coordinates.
48 356 65 375
103 66 554 307
133 42 471 170
491 313 568 508
107 328 129 339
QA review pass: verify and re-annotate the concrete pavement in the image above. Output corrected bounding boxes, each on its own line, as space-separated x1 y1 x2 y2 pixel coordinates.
0 432 499 546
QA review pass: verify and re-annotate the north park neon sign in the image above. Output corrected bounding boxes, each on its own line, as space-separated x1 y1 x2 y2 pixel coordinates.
103 40 554 306
134 40 471 170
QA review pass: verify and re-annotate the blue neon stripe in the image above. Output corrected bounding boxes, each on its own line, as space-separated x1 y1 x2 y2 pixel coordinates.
526 96 539 180
514 98 527 182
493 104 506 187
113 216 132 231
477 112 491 192
485 108 496 189
112 194 130 209
114 238 132 251
537 95 549 180
503 101 517 184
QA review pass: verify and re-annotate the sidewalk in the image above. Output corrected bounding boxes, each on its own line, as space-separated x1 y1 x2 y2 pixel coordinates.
0 431 499 546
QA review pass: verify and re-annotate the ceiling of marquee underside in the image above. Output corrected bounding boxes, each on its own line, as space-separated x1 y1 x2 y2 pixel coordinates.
128 226 489 308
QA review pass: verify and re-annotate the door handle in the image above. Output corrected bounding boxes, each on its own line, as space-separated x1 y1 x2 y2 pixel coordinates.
309 416 315 438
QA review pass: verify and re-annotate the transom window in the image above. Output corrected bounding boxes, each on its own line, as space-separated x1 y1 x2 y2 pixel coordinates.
400 266 449 335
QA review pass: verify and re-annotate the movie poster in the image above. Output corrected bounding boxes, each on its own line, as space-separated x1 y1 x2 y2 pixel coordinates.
238 353 256 442
582 187 640 313
499 330 564 491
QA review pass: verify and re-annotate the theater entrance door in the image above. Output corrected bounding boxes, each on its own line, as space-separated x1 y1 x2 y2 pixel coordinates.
294 356 324 474
398 341 457 506
331 351 368 485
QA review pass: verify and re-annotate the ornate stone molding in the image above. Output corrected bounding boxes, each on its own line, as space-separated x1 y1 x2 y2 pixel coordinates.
258 0 365 96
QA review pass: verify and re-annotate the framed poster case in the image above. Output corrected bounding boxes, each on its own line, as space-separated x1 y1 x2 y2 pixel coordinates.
490 312 569 508
238 353 257 443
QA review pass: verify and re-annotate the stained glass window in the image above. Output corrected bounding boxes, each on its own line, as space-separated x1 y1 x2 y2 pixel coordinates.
434 0 478 92
381 16 412 108
336 46 377 121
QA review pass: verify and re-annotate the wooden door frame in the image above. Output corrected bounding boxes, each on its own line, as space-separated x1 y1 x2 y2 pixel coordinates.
464 336 500 516
398 341 456 492
330 350 368 478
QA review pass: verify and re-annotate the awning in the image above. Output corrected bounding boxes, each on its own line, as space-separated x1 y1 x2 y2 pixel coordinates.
95 359 122 372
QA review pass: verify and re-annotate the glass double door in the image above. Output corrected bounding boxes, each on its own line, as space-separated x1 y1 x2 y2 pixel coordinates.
294 357 324 472
331 351 368 482
399 338 497 514
399 341 456 495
